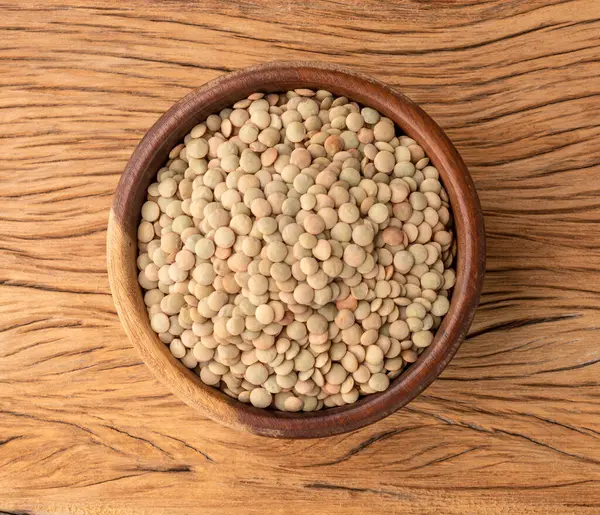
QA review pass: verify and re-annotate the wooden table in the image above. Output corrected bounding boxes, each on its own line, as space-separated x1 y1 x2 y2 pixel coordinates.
2 1 599 513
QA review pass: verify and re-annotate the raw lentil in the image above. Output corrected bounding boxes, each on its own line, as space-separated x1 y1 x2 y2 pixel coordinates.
137 89 456 411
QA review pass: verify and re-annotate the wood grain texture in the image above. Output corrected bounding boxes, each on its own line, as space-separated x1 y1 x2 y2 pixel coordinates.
108 61 485 438
1 0 599 512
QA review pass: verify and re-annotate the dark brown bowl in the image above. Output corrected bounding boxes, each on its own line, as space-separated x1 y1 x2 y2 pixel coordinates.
107 61 485 438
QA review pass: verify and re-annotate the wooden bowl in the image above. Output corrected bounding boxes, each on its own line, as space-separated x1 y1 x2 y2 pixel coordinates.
107 61 485 438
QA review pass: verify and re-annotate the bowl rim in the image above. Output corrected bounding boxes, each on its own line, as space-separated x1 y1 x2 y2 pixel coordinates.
107 60 485 438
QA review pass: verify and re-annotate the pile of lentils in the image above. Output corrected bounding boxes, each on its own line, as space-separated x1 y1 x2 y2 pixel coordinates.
137 89 456 412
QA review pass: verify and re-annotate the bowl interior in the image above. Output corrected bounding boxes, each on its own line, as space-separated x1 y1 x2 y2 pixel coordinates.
107 61 485 438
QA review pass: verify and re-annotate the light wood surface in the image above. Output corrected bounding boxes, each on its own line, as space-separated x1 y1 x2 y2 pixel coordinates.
1 1 599 513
